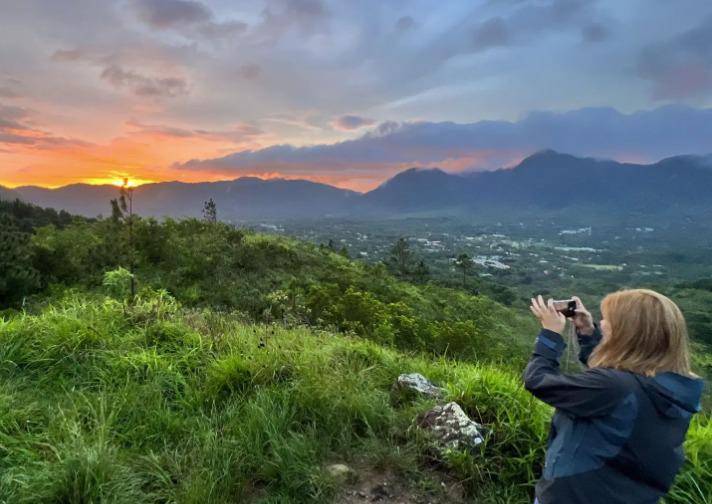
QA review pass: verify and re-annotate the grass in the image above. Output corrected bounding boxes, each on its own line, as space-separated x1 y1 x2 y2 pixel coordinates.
0 291 709 503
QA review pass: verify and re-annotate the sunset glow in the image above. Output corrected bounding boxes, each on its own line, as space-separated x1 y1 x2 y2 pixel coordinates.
1 1 712 192
85 176 155 188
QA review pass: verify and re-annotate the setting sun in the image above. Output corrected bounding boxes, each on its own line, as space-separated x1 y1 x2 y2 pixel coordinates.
84 176 155 188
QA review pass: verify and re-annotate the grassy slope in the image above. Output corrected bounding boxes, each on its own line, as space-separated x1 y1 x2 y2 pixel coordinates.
29 220 538 367
0 293 709 504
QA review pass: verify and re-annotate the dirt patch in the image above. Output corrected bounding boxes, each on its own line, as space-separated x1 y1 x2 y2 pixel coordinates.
336 464 466 504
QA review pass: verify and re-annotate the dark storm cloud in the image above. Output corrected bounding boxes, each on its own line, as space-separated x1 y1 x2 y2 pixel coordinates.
638 16 712 99
332 115 376 131
179 106 712 176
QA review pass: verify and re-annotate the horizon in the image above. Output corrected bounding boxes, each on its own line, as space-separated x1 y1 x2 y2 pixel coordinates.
3 146 712 193
3 1 712 191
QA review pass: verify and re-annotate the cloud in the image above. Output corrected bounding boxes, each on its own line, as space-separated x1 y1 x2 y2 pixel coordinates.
332 114 376 130
197 20 248 38
0 103 89 148
405 0 603 79
581 22 608 43
100 64 188 97
0 87 20 98
51 49 84 62
178 106 712 188
472 17 509 50
126 119 265 144
238 63 262 80
395 16 414 32
132 0 211 28
51 45 192 99
637 16 712 99
131 0 247 39
257 0 330 41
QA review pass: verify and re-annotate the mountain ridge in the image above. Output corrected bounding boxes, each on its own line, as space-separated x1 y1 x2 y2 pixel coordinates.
5 150 712 220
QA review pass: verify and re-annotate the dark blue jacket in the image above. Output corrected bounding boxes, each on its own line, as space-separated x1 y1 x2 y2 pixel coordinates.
524 327 704 504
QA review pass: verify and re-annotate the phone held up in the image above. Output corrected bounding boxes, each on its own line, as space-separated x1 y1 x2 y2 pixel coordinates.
552 298 577 318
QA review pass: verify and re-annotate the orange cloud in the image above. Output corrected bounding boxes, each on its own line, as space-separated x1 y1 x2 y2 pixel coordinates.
0 118 273 189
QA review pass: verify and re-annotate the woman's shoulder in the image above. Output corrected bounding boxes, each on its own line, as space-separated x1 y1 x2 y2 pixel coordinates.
579 367 641 394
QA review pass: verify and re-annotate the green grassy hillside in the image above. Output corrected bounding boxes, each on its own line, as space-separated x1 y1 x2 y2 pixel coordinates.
0 291 709 503
23 218 535 366
0 203 709 503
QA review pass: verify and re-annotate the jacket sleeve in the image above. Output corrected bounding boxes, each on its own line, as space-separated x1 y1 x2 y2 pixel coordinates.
577 323 603 367
523 329 628 417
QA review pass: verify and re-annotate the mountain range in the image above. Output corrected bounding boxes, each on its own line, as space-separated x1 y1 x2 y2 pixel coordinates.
4 150 712 221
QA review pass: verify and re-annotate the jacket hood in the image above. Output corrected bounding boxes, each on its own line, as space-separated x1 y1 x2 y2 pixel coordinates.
640 372 704 418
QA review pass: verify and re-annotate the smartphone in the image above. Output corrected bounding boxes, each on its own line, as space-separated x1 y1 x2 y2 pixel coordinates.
552 299 577 317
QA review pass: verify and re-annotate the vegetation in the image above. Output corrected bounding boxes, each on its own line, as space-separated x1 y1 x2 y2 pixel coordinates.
0 198 709 503
19 218 534 366
0 291 709 503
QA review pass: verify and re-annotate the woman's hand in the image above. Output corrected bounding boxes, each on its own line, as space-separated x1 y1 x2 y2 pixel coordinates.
571 295 595 335
530 295 566 334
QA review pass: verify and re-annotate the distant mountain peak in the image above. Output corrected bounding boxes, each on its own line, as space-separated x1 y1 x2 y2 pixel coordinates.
520 149 571 163
379 167 450 187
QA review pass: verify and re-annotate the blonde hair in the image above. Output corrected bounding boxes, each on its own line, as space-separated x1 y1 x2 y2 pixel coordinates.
588 289 692 377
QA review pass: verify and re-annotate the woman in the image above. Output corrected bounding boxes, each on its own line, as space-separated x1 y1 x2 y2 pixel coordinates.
524 290 704 504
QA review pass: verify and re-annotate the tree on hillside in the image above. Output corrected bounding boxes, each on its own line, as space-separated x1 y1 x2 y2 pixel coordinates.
203 198 218 223
109 179 136 299
455 253 473 289
387 237 414 278
0 215 40 306
413 260 430 284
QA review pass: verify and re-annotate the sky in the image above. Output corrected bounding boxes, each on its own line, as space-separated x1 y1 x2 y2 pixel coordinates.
2 0 712 192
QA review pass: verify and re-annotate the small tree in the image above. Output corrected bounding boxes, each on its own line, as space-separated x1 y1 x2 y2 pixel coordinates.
387 237 414 277
203 198 217 223
455 253 472 289
413 260 430 284
109 179 136 299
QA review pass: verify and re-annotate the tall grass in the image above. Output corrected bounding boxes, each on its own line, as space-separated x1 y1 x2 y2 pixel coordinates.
0 293 709 503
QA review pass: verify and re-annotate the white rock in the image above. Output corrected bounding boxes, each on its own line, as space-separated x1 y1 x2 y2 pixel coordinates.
417 402 486 452
395 373 445 399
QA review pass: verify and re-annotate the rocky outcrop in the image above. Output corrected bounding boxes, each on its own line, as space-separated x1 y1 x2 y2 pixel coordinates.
393 373 445 400
417 402 485 453
393 373 489 457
